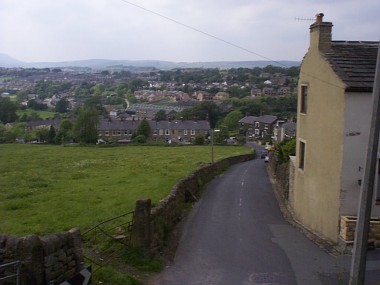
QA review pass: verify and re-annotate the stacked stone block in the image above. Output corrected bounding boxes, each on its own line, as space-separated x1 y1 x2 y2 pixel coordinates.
340 216 380 242
0 228 84 285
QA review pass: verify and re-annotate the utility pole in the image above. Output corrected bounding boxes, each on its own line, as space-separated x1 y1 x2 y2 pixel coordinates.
211 128 215 163
350 44 380 284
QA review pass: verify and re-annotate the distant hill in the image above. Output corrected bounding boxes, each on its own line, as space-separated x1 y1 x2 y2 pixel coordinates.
0 53 24 67
0 53 300 70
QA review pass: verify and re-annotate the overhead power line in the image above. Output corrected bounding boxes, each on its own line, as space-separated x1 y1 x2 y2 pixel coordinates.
118 0 288 67
117 0 352 90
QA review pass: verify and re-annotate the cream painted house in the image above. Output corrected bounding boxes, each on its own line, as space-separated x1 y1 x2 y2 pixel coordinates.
292 13 379 243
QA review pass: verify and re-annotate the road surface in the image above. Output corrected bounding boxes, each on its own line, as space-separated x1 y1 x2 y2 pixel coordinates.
148 144 380 284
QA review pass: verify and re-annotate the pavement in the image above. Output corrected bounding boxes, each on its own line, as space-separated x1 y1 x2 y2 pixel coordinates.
262 141 380 285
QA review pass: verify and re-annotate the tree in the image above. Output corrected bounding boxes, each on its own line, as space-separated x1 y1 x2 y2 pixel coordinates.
222 110 243 131
176 101 221 129
84 95 106 115
215 125 229 144
155 110 166 121
73 107 99 144
0 97 18 123
129 79 147 92
56 119 73 145
27 99 48 111
35 127 50 142
47 125 56 144
55 98 70 113
133 119 151 140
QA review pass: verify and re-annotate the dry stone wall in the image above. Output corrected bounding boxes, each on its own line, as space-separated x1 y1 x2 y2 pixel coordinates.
0 228 84 285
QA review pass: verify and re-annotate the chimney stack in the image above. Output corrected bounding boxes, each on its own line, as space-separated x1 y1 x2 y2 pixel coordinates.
309 12 333 52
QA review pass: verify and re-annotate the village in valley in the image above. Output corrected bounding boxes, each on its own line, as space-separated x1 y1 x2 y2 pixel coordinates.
0 64 299 145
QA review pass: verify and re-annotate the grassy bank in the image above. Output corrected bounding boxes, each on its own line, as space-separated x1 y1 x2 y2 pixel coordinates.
0 144 252 236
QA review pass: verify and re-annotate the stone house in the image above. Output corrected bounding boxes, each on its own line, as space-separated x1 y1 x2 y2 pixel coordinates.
149 120 210 143
262 87 275 96
97 119 210 143
239 115 278 139
213 91 230 100
27 118 62 131
273 121 296 143
97 119 139 143
292 13 379 243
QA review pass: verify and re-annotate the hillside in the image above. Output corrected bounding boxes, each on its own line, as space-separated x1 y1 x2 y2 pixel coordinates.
0 53 299 70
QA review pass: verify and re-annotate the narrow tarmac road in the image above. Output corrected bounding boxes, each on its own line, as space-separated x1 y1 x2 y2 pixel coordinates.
149 147 355 285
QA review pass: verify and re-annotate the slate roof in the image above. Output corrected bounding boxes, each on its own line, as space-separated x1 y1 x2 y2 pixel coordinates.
27 118 62 129
98 119 140 131
98 119 210 131
239 115 278 125
281 121 296 132
149 120 210 130
257 115 278 124
239 116 258 124
323 41 379 92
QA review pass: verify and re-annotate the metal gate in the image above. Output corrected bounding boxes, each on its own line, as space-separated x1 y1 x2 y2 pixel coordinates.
0 260 20 285
82 211 134 272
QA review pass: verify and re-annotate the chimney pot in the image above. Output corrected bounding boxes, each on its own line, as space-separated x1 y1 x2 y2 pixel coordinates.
316 13 324 23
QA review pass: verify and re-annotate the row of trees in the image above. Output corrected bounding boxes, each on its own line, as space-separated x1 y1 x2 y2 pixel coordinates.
174 96 297 130
158 66 299 85
0 107 98 145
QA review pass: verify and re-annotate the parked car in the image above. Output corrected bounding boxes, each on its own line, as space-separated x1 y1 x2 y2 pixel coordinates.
264 156 269 163
261 151 268 159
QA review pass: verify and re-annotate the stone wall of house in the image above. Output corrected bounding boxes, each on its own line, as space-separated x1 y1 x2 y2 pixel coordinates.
130 153 255 254
0 228 84 285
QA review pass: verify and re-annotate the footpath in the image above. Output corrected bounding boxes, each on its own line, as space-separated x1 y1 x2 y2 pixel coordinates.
267 158 380 285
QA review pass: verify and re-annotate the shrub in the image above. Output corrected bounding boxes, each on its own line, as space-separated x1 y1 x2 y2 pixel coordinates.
194 135 205 145
133 135 146 144
277 138 296 163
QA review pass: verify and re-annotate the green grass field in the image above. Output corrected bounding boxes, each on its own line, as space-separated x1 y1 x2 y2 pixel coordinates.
17 108 57 120
0 144 252 236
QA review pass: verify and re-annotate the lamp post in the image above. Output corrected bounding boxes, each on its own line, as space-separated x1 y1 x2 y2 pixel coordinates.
211 129 220 163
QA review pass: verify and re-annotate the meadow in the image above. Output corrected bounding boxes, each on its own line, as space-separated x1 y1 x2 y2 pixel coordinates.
0 144 252 236
17 108 57 119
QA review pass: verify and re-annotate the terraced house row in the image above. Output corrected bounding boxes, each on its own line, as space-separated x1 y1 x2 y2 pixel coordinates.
97 119 210 143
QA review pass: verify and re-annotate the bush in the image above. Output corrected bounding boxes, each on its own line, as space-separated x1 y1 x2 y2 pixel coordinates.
133 135 147 144
277 138 296 163
194 135 205 145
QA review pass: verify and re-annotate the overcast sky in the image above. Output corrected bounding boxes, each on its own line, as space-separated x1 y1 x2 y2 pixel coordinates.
1 0 379 63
